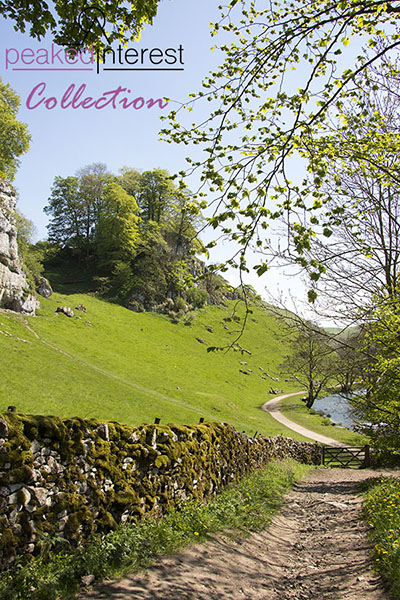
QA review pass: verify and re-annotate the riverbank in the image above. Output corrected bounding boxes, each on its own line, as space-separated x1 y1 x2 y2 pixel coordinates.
263 392 347 446
277 393 368 446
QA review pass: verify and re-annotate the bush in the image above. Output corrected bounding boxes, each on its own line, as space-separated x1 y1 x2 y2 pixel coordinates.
185 287 208 309
183 313 195 326
363 477 400 598
173 296 187 312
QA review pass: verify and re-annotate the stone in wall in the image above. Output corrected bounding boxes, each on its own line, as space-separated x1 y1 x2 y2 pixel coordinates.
0 179 38 315
0 413 323 569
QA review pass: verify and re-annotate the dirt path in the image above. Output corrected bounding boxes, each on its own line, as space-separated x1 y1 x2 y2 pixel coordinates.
79 468 397 600
262 392 347 447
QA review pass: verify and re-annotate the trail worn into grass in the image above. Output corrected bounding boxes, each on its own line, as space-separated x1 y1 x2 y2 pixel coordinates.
80 468 397 600
20 320 199 412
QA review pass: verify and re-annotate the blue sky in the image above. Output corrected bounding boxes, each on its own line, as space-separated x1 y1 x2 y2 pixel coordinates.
0 0 221 235
1 0 291 300
0 1 372 310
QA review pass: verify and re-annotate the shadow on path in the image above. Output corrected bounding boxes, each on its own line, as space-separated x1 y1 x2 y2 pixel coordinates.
80 468 397 600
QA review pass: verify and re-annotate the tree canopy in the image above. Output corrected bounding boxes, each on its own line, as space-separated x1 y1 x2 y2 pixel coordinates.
162 1 400 289
283 323 336 408
96 182 140 271
42 165 215 313
0 77 30 181
44 164 114 255
1 0 161 47
353 293 400 449
280 57 400 313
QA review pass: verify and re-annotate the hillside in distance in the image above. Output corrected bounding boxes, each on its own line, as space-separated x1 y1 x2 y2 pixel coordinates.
1 292 307 438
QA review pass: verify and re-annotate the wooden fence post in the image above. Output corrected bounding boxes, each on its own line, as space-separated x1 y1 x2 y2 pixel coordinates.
364 444 371 468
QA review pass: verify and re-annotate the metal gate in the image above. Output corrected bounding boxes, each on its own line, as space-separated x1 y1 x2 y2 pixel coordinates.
322 445 370 468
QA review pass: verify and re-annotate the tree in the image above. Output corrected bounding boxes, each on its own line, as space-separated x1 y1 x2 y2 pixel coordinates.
162 190 204 258
96 182 140 271
119 168 202 250
118 167 142 199
283 322 337 408
15 209 35 252
44 164 113 258
119 221 170 308
161 3 400 287
260 57 400 446
44 176 84 249
77 163 112 254
15 209 44 287
283 58 400 314
352 293 400 450
0 1 161 48
136 169 179 224
0 77 30 181
331 330 366 395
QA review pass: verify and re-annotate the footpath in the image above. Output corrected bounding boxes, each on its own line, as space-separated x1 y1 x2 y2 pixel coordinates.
262 391 347 447
78 393 395 599
79 468 395 600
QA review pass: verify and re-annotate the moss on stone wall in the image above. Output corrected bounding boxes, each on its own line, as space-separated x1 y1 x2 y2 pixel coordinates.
0 413 322 568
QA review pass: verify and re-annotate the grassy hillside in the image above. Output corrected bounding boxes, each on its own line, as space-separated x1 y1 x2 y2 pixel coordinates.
0 293 311 439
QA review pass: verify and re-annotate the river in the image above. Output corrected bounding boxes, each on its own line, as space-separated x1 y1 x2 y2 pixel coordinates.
313 393 358 431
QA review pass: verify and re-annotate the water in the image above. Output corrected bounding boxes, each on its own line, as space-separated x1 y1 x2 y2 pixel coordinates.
313 393 357 431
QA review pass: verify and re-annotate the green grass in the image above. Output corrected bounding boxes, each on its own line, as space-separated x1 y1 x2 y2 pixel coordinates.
278 394 368 446
0 292 310 439
362 477 400 598
0 459 312 600
0 290 369 445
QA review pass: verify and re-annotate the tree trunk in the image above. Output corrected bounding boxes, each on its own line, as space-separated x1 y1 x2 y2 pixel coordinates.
306 396 315 409
306 380 315 408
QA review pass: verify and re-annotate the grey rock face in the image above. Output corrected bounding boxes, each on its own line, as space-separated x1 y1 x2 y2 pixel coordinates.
55 306 74 317
0 180 38 315
37 277 52 298
0 419 8 438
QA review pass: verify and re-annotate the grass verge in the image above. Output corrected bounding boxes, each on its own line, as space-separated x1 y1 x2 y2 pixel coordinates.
278 394 368 446
0 459 312 600
362 477 400 599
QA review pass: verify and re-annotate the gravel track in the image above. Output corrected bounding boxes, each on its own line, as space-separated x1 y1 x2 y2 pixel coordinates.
262 392 347 446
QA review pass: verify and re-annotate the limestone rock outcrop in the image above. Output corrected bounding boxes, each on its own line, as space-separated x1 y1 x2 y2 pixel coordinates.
0 179 38 315
37 277 52 298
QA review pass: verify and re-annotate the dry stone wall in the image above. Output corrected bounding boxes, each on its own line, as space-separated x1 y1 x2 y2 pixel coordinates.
0 412 322 568
0 180 38 315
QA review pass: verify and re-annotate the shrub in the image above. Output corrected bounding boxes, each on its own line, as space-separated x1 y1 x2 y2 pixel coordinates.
185 287 208 309
363 477 400 598
173 296 187 312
